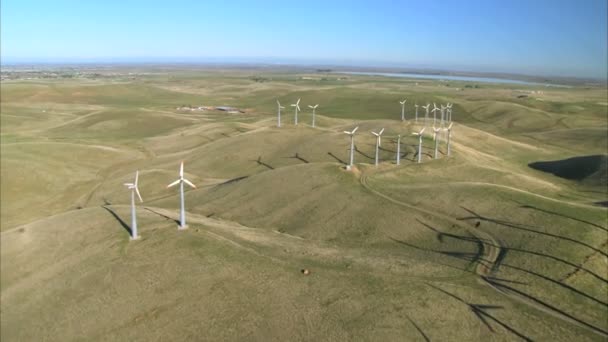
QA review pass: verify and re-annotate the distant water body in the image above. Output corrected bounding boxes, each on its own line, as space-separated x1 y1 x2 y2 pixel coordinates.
334 71 569 87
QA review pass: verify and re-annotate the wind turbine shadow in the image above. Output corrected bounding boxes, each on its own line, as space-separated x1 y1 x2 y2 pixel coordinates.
327 152 347 165
458 206 608 259
511 201 608 233
426 283 532 341
404 314 430 342
102 205 132 237
354 146 374 160
287 152 309 164
144 207 180 225
254 156 275 170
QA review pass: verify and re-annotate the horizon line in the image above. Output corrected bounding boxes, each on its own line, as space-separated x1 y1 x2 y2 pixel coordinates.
1 57 607 83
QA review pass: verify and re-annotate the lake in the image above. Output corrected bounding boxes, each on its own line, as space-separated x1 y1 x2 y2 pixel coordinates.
333 71 568 87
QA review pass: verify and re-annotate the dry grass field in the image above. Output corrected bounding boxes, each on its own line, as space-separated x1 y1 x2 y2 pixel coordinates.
1 68 607 341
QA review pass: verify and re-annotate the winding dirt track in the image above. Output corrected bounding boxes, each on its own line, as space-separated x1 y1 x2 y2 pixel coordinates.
359 166 608 338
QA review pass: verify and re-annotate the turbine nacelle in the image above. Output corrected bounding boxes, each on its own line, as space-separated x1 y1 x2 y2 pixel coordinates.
344 126 359 135
291 98 301 111
167 161 196 189
124 170 143 202
412 128 426 136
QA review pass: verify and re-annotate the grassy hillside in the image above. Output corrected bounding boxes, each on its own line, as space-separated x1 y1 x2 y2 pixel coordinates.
1 68 607 341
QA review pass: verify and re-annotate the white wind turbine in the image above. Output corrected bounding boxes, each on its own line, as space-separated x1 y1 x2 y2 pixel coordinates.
276 100 285 127
412 127 425 164
167 161 196 230
399 99 407 121
343 126 359 170
445 123 454 156
422 104 430 128
371 128 385 166
124 170 143 240
446 103 453 122
308 104 319 128
431 103 440 126
291 98 301 125
414 104 419 122
396 134 402 165
432 126 441 159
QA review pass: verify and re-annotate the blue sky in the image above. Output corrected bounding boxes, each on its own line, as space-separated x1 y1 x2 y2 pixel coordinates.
2 0 607 78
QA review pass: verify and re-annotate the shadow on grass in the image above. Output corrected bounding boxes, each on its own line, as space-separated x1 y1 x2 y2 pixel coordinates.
458 206 608 259
513 201 607 233
327 152 347 165
426 283 532 341
287 152 309 164
215 176 249 187
404 313 430 342
254 156 274 170
354 146 374 160
102 205 132 237
393 220 608 325
144 207 180 225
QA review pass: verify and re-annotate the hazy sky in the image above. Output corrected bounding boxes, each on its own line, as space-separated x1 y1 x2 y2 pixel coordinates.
2 0 607 78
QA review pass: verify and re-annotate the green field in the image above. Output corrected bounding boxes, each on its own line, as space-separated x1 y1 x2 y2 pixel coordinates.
1 68 607 341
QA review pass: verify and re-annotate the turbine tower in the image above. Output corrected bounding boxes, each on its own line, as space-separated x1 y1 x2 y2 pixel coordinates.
412 128 425 164
422 104 430 128
371 128 385 166
433 126 441 159
308 104 319 128
446 103 453 122
445 123 454 156
291 98 301 125
276 100 285 127
167 161 196 230
396 134 401 165
123 170 143 240
414 104 419 122
399 99 407 121
343 126 359 170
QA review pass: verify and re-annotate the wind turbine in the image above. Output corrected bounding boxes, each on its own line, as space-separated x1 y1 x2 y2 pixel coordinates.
124 170 143 240
445 123 454 156
433 126 441 159
343 126 359 170
399 99 407 121
396 134 402 165
167 161 196 230
371 128 385 166
276 100 284 127
291 98 301 125
308 104 319 128
431 103 439 126
422 104 430 128
414 104 419 122
446 103 453 122
412 128 425 164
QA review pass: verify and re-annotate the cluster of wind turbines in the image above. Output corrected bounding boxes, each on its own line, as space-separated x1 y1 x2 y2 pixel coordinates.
343 100 455 169
276 98 319 128
276 97 455 169
123 161 196 240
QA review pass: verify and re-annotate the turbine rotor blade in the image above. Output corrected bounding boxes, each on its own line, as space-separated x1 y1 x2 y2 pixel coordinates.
134 170 139 186
352 126 359 133
183 179 196 189
180 162 184 177
379 128 385 135
135 187 143 202
167 179 180 188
